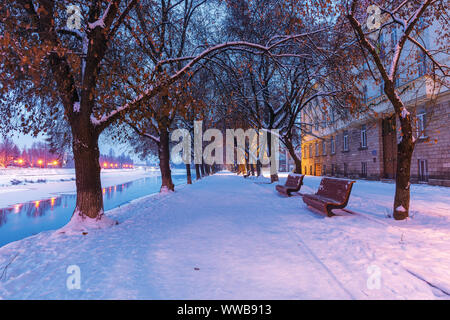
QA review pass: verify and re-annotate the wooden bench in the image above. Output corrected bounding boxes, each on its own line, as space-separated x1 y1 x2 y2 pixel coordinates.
275 174 304 196
302 178 355 217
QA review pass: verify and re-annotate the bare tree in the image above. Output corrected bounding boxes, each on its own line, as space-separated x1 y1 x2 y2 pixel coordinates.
345 0 449 219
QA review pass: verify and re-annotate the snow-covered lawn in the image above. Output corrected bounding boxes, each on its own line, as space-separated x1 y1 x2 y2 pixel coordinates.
0 171 449 299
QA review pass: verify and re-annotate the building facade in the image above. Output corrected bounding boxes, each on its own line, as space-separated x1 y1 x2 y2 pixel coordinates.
301 18 449 186
302 78 450 186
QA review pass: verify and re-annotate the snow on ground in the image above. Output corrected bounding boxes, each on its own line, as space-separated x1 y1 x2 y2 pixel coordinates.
0 171 449 299
0 168 180 208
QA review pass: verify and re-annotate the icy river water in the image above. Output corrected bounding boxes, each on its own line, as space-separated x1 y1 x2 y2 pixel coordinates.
0 173 194 247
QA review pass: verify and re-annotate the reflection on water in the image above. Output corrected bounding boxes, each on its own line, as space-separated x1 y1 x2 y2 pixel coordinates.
0 173 194 247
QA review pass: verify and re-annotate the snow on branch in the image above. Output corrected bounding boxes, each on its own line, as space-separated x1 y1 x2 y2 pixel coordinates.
90 30 326 129
401 107 410 118
73 102 80 113
88 2 111 29
143 133 160 143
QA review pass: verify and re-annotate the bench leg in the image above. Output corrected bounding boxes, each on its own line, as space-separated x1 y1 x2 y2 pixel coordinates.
326 205 336 217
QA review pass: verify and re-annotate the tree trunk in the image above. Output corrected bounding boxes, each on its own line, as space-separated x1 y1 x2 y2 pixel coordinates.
284 138 302 174
195 163 201 180
158 123 174 192
186 163 192 184
72 130 104 219
385 83 415 220
256 159 262 176
200 163 206 176
393 129 414 220
267 130 279 182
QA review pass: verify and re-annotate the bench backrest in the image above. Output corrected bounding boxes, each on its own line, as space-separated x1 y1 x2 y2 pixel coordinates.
316 178 355 204
285 174 303 188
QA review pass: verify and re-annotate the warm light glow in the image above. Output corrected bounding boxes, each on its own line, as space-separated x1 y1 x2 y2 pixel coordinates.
103 162 108 168
14 204 21 213
103 188 106 195
37 160 43 165
50 197 56 207
35 200 40 208
18 159 24 164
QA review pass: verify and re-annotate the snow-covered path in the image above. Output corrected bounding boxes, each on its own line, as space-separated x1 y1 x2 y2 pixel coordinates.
0 172 449 299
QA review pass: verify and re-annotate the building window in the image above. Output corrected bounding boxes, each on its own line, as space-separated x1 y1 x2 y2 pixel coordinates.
331 136 335 154
304 166 307 175
344 163 348 177
309 144 312 158
363 85 368 104
361 162 367 178
395 75 400 88
314 122 319 131
418 51 427 77
329 109 335 125
361 125 367 148
378 32 385 60
310 165 313 175
391 26 397 50
418 159 428 182
417 112 426 138
331 164 335 175
322 140 326 155
323 164 326 176
315 142 319 156
343 131 349 151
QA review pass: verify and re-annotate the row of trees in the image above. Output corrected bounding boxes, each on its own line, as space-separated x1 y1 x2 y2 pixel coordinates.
0 0 447 224
99 149 134 168
0 138 60 168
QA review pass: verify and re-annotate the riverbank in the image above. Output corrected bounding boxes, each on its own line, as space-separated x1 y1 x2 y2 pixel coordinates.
0 171 449 299
0 168 182 208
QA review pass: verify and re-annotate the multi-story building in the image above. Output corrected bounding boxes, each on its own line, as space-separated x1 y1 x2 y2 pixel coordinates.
301 19 449 187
